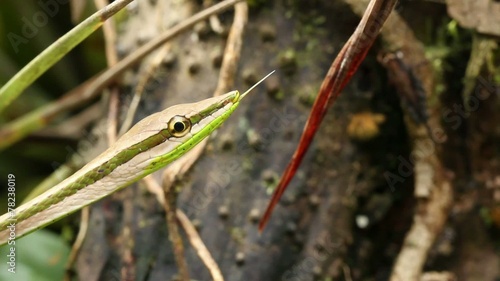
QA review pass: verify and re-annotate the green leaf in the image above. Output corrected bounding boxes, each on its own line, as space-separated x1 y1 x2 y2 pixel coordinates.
0 230 70 281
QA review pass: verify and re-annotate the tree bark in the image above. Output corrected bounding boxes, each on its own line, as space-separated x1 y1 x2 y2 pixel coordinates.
74 1 500 280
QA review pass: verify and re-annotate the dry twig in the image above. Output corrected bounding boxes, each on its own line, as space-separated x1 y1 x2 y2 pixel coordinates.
119 45 172 136
159 2 248 280
177 210 224 281
34 103 102 139
164 181 190 281
64 207 90 281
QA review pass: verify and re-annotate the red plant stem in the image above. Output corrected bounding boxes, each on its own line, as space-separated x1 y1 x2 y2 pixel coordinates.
259 0 397 231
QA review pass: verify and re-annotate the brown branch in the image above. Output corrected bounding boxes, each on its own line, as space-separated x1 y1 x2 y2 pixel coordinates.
161 0 248 188
64 207 90 281
106 90 120 145
214 2 248 96
34 103 102 139
176 210 224 281
164 181 190 281
94 0 120 145
159 2 248 279
345 1 454 280
118 45 172 136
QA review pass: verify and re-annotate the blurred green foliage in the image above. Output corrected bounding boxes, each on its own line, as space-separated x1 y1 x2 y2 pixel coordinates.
0 1 107 213
0 230 70 280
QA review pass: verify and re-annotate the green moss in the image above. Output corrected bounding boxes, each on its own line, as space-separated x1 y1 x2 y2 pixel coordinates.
278 49 298 75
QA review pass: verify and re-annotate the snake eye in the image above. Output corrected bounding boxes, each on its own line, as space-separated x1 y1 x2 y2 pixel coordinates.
168 115 191 137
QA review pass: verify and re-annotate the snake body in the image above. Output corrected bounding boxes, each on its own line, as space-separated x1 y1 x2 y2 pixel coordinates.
0 91 239 245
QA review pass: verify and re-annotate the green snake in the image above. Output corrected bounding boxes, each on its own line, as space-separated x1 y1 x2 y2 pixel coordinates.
0 71 274 245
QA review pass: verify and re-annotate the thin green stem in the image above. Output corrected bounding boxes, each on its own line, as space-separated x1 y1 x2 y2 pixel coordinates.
0 0 134 113
0 0 243 151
